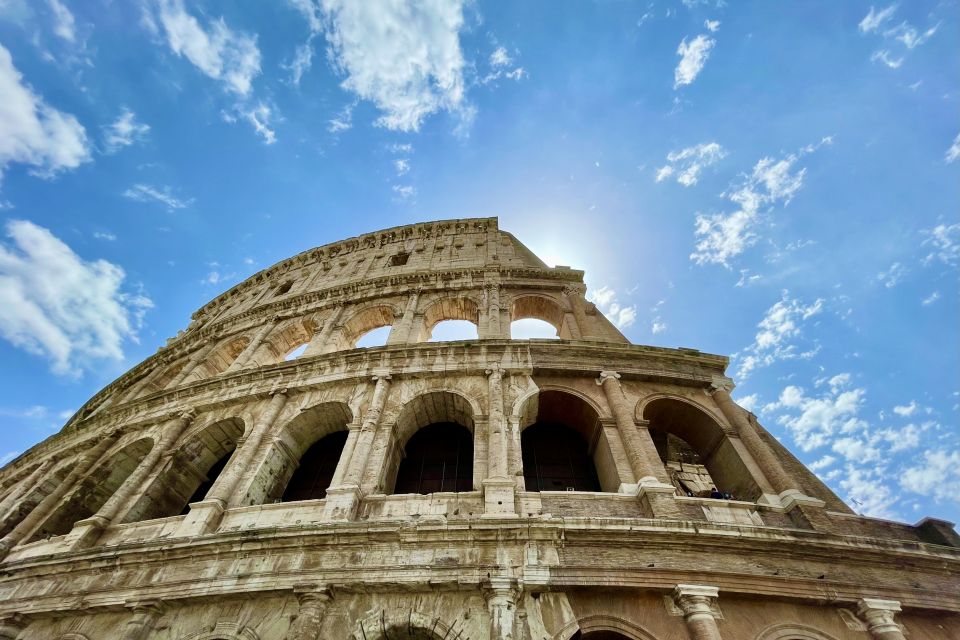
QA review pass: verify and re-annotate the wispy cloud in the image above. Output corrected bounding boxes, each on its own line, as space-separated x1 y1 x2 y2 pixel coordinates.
922 223 960 266
93 231 117 241
47 0 76 43
921 291 940 306
234 102 277 144
870 50 903 69
859 5 940 68
946 133 960 164
691 138 832 266
655 142 726 186
0 43 90 182
392 184 416 199
327 101 355 133
103 108 150 153
674 34 715 89
858 5 898 34
0 219 152 376
123 183 193 210
482 45 526 84
587 286 637 329
735 291 824 380
876 261 906 288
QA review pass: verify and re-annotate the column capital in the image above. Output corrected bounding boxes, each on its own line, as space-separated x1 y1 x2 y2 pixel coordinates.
482 576 521 604
709 376 735 394
596 370 621 385
857 598 903 636
177 407 197 423
270 388 289 398
673 584 721 618
486 363 505 377
293 583 333 605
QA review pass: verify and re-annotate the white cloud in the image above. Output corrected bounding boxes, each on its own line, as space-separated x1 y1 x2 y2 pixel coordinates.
674 34 715 89
490 46 511 68
736 393 760 413
237 102 277 144
394 158 410 176
47 0 75 42
123 183 193 210
870 49 903 69
482 45 526 84
0 43 90 182
691 139 832 266
0 219 152 376
392 184 416 199
886 21 939 49
809 455 836 471
587 285 637 329
704 20 720 33
921 291 940 306
649 298 667 335
893 401 917 417
388 143 413 154
876 261 906 288
735 291 824 380
901 449 960 504
286 41 314 86
859 5 897 34
922 223 960 266
327 101 355 133
840 463 899 520
946 133 960 163
152 0 261 96
318 0 469 132
655 141 726 187
201 269 234 285
103 108 150 152
93 231 116 241
766 374 867 452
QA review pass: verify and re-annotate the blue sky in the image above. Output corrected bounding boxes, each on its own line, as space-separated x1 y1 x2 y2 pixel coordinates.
0 0 957 525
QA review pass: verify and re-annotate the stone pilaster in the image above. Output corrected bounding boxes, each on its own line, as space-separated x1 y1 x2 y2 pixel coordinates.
484 576 520 640
166 343 216 389
179 391 287 535
597 371 669 485
857 598 906 640
387 289 420 344
483 364 517 516
564 285 593 340
485 283 504 339
328 420 363 488
285 584 332 640
0 459 54 520
121 600 164 640
66 409 196 550
673 585 723 640
227 318 278 371
0 430 121 559
304 305 344 357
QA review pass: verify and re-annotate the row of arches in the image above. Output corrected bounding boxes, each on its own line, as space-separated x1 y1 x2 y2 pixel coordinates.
128 292 588 402
13 390 757 542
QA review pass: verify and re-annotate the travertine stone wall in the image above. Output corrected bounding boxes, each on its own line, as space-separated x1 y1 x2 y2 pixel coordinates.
0 218 957 640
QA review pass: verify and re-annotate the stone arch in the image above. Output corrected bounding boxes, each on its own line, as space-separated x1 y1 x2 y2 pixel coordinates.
241 401 353 505
253 317 319 365
0 459 75 537
351 610 455 640
642 397 762 501
31 437 154 539
123 417 246 523
417 296 481 342
135 357 188 398
338 304 400 349
510 294 571 338
555 614 660 640
180 621 261 640
184 334 252 382
383 390 477 495
755 623 841 640
518 389 619 492
635 392 728 430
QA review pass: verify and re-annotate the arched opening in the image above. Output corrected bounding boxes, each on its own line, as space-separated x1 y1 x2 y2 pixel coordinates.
385 391 476 495
242 402 352 505
0 461 74 537
281 430 349 501
510 318 560 339
519 390 616 492
284 343 308 360
32 438 153 539
339 305 396 349
252 318 317 366
123 418 244 522
418 297 480 342
643 398 762 501
510 295 569 339
183 335 251 383
394 423 473 494
274 280 293 296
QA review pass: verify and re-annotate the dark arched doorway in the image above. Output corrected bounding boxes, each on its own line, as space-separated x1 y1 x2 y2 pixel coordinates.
393 422 473 494
281 430 350 501
521 422 600 491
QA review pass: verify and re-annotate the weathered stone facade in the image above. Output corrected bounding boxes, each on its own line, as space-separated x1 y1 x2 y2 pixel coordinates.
0 217 957 640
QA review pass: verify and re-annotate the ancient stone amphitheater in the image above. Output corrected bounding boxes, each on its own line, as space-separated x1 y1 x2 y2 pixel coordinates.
0 218 957 640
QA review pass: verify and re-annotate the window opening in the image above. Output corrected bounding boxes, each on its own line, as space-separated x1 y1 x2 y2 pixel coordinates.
394 423 473 494
274 281 293 296
355 325 391 348
285 343 308 360
522 422 601 491
179 448 233 513
429 319 478 342
510 318 559 339
390 252 410 266
281 431 348 502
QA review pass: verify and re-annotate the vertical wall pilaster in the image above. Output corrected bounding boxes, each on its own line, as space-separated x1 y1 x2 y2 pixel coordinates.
597 372 670 485
329 421 363 488
484 577 520 640
387 290 420 344
483 365 517 516
564 285 593 340
484 283 506 339
227 318 279 371
121 600 164 640
0 459 55 522
673 585 723 640
166 343 216 389
0 430 121 558
857 599 907 640
285 584 332 640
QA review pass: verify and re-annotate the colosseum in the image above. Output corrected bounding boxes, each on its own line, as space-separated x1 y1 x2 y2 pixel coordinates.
0 217 957 640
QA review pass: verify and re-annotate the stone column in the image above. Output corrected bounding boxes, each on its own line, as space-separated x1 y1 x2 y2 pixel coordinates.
564 285 593 340
673 585 723 640
485 283 505 339
227 318 279 371
328 420 363 488
0 614 26 640
179 391 287 535
285 584 333 640
121 365 165 403
166 343 216 389
0 459 55 520
597 372 670 485
66 410 196 549
857 599 906 640
484 577 519 640
325 375 391 520
483 365 517 516
121 600 164 640
0 430 121 558
304 305 344 357
387 290 420 344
